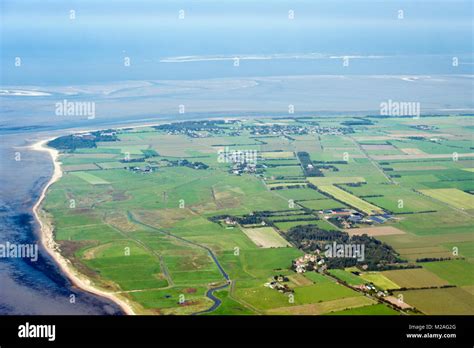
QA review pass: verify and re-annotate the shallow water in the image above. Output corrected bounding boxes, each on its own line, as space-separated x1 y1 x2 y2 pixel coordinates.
0 132 125 314
0 73 472 313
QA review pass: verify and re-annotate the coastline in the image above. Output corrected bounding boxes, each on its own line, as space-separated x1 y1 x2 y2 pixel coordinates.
30 138 137 315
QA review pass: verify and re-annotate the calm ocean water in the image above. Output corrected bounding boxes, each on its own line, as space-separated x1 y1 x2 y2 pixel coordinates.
0 0 472 314
0 131 125 314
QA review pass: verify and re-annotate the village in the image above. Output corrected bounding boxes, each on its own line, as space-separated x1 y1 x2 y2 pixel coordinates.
152 119 356 140
245 123 355 137
259 250 395 303
290 253 391 300
319 208 395 229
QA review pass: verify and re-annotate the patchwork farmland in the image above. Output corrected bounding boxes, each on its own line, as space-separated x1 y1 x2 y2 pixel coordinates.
42 115 474 315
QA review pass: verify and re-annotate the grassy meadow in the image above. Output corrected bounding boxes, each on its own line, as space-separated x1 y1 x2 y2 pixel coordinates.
43 115 474 315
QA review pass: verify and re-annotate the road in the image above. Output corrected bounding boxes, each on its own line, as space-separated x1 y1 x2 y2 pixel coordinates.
348 135 395 184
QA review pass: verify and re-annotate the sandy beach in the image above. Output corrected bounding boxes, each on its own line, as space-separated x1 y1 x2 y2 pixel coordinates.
30 138 136 315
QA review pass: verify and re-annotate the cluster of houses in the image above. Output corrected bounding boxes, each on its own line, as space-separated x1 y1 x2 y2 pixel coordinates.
73 133 96 140
74 130 118 139
161 123 227 137
127 165 154 174
222 216 267 228
293 254 392 299
170 159 209 170
412 124 438 131
245 124 353 137
354 283 389 299
367 214 394 224
264 275 293 293
223 217 238 226
69 130 119 147
320 208 393 228
156 120 354 140
320 208 364 228
161 127 242 139
231 162 257 176
157 122 230 138
311 125 354 136
293 253 326 274
99 130 117 137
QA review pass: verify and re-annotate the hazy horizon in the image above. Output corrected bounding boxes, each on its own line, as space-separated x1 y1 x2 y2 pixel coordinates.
1 0 472 86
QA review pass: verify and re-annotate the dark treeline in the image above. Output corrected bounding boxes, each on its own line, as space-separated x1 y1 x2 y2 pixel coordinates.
271 217 318 223
297 153 341 177
48 135 96 150
48 130 118 151
164 159 209 170
91 130 119 142
416 257 456 263
341 118 375 126
270 184 307 190
286 225 404 271
209 209 314 226
297 152 323 177
119 158 145 163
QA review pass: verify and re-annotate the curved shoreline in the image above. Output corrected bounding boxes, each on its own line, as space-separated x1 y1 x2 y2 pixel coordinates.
30 138 136 315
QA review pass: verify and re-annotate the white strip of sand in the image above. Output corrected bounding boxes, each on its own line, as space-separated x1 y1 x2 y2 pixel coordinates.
30 138 136 315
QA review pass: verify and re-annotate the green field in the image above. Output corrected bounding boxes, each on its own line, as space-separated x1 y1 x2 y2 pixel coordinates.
42 115 474 315
359 272 400 290
273 220 323 232
71 171 111 185
442 241 474 258
328 269 366 286
393 288 474 315
317 185 384 215
419 188 474 210
274 188 327 201
292 282 362 304
261 151 295 159
422 260 474 286
329 303 399 315
269 296 375 315
307 177 366 186
240 227 290 248
382 268 449 288
298 198 347 211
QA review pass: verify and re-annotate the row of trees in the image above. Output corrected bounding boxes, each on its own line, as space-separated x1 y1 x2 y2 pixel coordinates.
48 130 118 151
286 225 406 271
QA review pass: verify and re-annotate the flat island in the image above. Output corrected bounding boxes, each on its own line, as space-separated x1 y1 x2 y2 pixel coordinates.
35 115 474 315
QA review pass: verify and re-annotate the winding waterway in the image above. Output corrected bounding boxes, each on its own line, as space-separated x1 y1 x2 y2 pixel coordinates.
127 212 231 314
